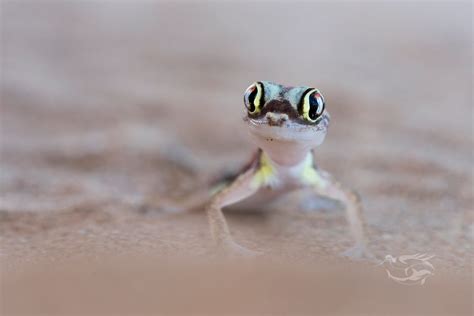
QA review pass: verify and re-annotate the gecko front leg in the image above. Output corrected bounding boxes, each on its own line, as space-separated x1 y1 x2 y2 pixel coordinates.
206 162 263 256
305 166 374 260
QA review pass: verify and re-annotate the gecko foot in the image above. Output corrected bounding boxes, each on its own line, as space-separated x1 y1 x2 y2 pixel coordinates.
340 244 376 262
218 241 262 258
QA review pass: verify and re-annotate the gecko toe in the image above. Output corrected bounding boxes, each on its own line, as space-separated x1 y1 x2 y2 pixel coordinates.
218 241 262 258
340 245 377 262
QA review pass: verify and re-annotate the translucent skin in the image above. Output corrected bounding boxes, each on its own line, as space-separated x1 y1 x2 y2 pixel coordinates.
245 110 330 166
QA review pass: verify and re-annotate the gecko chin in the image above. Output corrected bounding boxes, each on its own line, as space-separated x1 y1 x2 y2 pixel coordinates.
245 112 329 148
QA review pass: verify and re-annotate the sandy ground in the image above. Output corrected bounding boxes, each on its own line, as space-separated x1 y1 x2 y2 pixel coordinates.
1 1 473 315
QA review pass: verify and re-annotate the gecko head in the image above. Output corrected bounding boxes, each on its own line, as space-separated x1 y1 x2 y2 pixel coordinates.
243 81 330 153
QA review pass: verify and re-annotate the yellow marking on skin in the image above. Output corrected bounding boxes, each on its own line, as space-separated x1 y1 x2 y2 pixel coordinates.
300 154 326 187
251 152 277 189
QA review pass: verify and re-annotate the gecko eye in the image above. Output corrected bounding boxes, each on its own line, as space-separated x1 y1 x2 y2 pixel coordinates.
244 82 264 114
299 88 325 123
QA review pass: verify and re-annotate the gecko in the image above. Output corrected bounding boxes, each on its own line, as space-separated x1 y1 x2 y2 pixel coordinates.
164 81 372 259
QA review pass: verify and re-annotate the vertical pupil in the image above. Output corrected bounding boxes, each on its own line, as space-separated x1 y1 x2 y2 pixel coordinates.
308 94 319 120
247 88 258 112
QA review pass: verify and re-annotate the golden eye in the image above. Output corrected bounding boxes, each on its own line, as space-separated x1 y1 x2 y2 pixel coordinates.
244 82 264 114
299 88 325 123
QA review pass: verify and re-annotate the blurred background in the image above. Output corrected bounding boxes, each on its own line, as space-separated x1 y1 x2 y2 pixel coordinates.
1 1 472 315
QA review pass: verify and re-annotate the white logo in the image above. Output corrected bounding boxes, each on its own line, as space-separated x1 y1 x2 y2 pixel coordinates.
378 253 435 285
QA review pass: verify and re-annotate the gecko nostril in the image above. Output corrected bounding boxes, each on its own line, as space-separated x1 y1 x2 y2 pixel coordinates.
265 113 288 126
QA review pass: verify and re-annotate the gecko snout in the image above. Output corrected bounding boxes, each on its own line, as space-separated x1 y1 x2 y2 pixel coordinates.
265 112 288 126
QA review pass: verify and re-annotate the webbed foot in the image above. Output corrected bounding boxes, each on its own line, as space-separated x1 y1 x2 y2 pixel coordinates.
218 241 262 258
340 244 376 262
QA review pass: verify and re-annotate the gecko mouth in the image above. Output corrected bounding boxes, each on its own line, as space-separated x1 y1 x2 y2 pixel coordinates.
244 112 330 143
